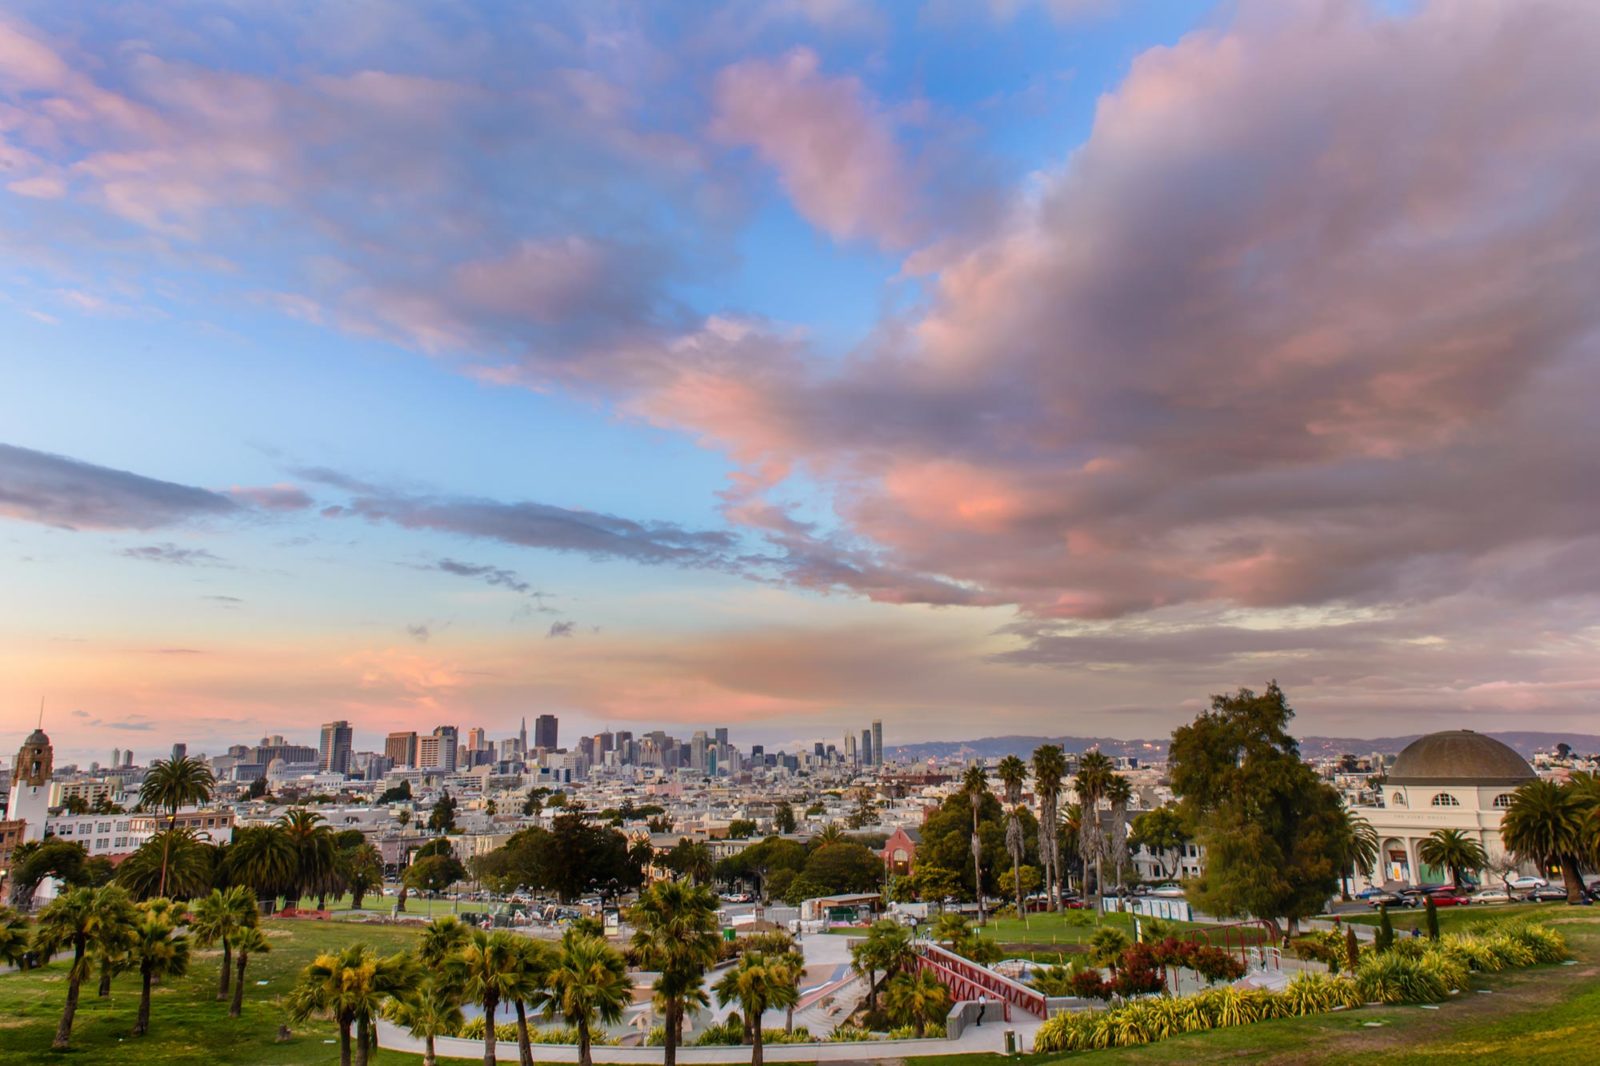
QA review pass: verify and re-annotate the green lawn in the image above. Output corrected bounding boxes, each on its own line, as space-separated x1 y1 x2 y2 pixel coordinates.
0 916 423 1065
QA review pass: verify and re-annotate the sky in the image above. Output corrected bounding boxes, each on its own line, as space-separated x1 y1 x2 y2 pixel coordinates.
2 0 1598 766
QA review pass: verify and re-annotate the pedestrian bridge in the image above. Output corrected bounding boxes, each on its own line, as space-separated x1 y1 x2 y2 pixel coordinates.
911 941 1048 1020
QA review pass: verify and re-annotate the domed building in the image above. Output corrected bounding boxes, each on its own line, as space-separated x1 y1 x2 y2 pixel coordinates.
1355 730 1536 886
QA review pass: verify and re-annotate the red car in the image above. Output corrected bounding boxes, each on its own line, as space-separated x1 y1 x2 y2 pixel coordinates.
1427 891 1472 907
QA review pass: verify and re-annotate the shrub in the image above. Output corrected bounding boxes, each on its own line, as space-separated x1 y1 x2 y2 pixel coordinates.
828 1024 879 1042
1029 964 1078 996
1068 966 1112 999
1504 922 1569 963
1290 931 1346 972
1355 952 1448 1004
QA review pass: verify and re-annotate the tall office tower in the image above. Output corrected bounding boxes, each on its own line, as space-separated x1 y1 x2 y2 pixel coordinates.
750 744 764 760
813 742 825 758
112 747 121 767
614 730 633 765
690 731 708 772
519 716 528 752
861 729 873 767
844 733 857 764
122 750 134 767
578 736 596 763
872 720 883 766
433 725 459 772
598 731 614 756
714 727 729 749
385 731 419 768
319 720 353 775
707 748 718 776
171 743 187 761
534 714 559 751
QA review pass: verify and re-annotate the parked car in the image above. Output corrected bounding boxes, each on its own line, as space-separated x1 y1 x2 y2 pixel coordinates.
1368 892 1419 908
1148 882 1186 898
1471 888 1513 904
1525 886 1569 902
1427 891 1472 907
1353 886 1389 900
1507 874 1549 890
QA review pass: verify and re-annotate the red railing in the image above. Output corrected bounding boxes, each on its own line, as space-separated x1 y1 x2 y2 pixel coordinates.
913 942 1048 1020
1183 920 1278 966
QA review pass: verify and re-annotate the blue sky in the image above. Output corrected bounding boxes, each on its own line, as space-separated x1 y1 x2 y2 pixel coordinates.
3 0 1598 764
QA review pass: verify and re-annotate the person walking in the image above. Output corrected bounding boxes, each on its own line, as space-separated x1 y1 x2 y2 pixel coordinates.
977 992 987 1026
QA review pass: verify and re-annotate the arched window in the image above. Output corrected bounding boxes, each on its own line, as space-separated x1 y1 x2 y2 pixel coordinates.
1430 793 1460 807
1492 793 1514 809
1391 792 1406 807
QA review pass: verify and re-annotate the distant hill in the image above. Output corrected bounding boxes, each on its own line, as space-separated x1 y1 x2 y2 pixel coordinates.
887 731 1600 763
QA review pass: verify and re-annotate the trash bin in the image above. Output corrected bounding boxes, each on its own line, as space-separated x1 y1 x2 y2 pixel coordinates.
1004 1029 1017 1055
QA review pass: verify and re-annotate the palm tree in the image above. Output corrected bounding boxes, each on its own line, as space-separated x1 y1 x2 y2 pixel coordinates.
884 968 950 1037
229 925 272 1018
815 823 847 846
962 764 990 924
1332 811 1380 897
420 915 471 968
1074 751 1115 906
996 754 1029 921
0 905 30 969
1030 745 1067 907
1502 779 1589 902
1418 828 1489 889
116 829 216 901
849 919 914 1014
137 756 216 897
228 824 297 912
33 885 139 1049
289 943 419 1066
512 938 556 1066
1103 774 1132 893
629 880 721 1066
539 932 629 1066
279 809 338 909
190 885 258 1000
130 901 191 1036
92 898 138 997
451 928 539 1066
713 950 799 1066
343 842 384 909
389 971 464 1066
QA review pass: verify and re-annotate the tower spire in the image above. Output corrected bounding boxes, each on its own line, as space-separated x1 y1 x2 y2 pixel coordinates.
37 696 44 729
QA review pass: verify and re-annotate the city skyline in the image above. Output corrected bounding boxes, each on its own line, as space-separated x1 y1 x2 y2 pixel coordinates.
5 1 1600 762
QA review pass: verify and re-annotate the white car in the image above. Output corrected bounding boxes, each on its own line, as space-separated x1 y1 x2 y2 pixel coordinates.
1148 882 1186 898
1472 888 1513 904
1506 874 1548 890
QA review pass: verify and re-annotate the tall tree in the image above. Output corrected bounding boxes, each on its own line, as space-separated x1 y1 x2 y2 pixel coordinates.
1418 828 1489 889
849 919 915 1013
961 764 990 924
629 880 720 1066
137 756 215 897
420 915 471 968
773 802 797 835
342 841 384 910
1168 683 1347 937
130 899 191 1037
1030 745 1067 907
1501 778 1590 902
996 755 1030 920
1330 810 1380 898
189 885 257 1000
539 932 629 1066
33 884 139 1049
1074 751 1116 906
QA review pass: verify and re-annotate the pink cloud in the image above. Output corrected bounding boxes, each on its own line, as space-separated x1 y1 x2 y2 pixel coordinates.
712 48 917 248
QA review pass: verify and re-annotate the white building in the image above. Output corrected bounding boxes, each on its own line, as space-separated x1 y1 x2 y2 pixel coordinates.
1352 730 1537 886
